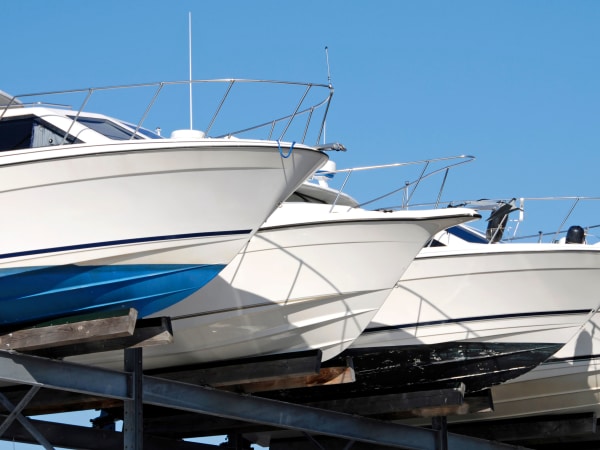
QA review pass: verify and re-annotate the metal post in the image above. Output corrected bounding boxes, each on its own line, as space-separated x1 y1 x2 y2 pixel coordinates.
124 348 143 450
432 416 448 450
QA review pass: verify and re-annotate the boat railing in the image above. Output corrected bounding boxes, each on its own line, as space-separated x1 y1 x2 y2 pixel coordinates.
500 196 600 244
312 157 600 244
438 196 600 244
310 154 476 213
0 79 334 146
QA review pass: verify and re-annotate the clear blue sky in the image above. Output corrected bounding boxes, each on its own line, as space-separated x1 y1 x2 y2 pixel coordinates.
2 1 600 448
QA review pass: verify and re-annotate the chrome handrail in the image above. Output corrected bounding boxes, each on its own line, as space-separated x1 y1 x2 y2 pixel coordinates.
1 78 334 146
431 196 600 244
312 154 476 212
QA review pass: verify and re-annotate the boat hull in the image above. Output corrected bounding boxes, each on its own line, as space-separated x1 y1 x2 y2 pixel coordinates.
0 141 327 326
355 244 600 349
260 341 563 405
69 204 479 369
400 311 600 425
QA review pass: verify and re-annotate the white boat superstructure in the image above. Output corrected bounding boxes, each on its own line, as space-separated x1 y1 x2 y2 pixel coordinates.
68 156 481 369
0 80 331 327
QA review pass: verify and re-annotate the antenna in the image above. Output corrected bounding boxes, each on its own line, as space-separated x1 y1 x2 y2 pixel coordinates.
188 11 193 130
325 46 332 87
323 46 332 143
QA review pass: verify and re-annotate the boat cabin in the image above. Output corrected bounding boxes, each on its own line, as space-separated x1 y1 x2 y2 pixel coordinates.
0 90 161 151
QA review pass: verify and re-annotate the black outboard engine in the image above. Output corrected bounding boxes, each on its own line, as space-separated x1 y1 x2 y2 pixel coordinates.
565 225 585 244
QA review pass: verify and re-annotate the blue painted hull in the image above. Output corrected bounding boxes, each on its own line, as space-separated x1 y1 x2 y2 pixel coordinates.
0 264 225 327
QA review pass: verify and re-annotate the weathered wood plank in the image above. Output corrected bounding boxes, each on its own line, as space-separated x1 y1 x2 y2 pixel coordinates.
30 317 173 358
0 309 138 351
303 383 469 418
225 366 356 393
151 349 322 387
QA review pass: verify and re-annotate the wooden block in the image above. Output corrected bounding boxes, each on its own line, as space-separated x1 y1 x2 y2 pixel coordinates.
30 317 174 358
151 349 322 387
225 366 356 393
304 383 469 418
0 309 138 351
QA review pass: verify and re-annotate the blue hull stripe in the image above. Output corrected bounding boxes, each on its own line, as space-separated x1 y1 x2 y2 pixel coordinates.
0 263 227 326
365 309 593 334
0 229 252 260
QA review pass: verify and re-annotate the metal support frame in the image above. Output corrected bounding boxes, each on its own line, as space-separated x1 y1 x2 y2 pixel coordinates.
0 350 528 450
0 387 55 449
124 348 144 450
432 416 448 450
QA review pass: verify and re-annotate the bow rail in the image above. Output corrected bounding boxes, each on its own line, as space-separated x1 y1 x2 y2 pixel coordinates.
0 78 334 146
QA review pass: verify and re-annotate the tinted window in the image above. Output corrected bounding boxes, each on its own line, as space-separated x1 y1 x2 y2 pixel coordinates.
69 116 141 140
0 116 77 151
0 117 33 150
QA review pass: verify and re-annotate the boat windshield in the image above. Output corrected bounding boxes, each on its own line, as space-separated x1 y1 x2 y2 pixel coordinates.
0 115 78 151
67 116 145 140
447 225 489 243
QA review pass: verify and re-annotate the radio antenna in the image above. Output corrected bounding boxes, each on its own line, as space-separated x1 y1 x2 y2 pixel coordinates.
323 46 332 143
188 11 193 130
325 46 332 87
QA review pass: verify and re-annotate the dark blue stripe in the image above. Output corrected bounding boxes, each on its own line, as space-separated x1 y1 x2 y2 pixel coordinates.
365 309 593 334
447 225 489 243
547 353 600 364
0 229 252 260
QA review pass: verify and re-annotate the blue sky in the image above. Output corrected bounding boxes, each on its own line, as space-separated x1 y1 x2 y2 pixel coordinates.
4 0 600 239
2 1 600 447
4 1 600 233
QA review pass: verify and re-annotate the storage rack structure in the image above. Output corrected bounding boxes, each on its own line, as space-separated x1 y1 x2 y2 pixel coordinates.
0 310 595 450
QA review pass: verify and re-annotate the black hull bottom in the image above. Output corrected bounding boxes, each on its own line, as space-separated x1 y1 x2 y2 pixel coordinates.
261 341 563 403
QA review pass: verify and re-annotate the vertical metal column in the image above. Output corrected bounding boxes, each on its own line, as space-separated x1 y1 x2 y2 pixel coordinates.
124 348 143 450
432 416 448 450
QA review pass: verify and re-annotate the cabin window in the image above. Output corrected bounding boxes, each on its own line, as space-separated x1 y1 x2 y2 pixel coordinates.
285 191 328 204
69 116 143 140
0 116 76 151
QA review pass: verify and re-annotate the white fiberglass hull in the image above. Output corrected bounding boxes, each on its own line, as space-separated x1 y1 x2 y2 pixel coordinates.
69 203 479 369
354 243 600 350
0 139 327 326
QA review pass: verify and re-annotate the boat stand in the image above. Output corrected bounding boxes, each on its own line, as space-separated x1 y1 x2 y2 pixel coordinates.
0 311 530 450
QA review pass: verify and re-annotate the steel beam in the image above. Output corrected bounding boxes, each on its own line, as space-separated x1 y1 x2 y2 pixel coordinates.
0 350 526 450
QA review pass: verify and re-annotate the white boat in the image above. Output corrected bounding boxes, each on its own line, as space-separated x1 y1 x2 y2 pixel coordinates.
340 197 600 394
240 198 600 450
393 199 600 425
68 156 481 370
0 79 330 328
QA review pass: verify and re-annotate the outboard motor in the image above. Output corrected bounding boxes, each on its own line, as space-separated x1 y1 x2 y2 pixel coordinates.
565 225 586 244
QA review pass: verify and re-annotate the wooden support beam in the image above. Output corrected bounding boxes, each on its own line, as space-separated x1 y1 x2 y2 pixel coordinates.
222 366 356 394
151 349 323 387
30 317 173 359
0 309 138 352
301 384 479 419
